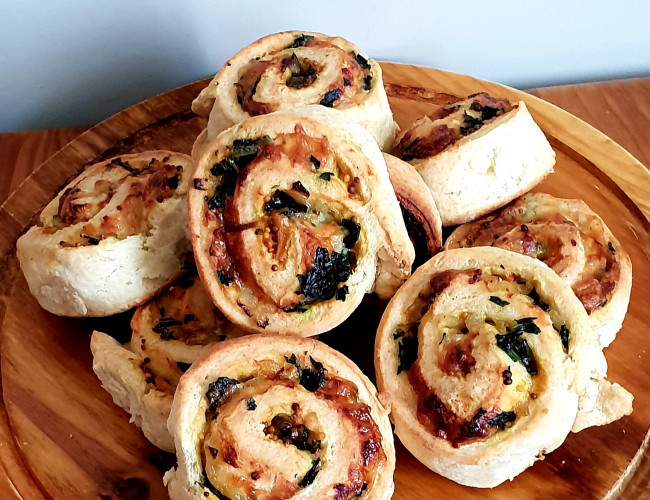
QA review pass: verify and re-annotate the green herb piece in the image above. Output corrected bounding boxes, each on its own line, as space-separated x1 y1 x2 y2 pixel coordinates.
299 458 321 487
284 354 325 392
264 190 307 216
206 377 242 411
296 247 352 305
153 316 182 340
362 74 372 91
489 296 509 307
319 172 333 181
341 218 361 249
217 270 233 286
246 397 257 411
320 88 342 107
559 324 570 350
527 287 550 312
335 285 349 301
355 53 371 70
291 34 314 48
488 411 517 430
397 334 418 375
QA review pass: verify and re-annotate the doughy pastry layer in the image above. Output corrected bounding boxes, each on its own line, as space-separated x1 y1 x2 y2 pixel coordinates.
164 335 395 500
91 276 245 451
192 31 397 153
374 247 632 487
17 151 193 317
189 106 414 336
392 95 555 226
384 153 442 268
446 192 632 347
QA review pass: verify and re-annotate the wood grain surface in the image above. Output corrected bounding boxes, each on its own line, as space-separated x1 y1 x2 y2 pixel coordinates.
0 64 649 500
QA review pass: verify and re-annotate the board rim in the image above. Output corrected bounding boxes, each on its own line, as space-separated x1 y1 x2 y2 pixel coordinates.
0 61 648 498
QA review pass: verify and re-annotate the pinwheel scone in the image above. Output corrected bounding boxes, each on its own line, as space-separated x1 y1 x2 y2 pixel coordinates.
164 335 395 500
17 151 193 317
192 31 397 154
91 275 245 451
392 93 555 226
446 193 632 347
375 247 632 487
189 106 414 336
384 153 443 268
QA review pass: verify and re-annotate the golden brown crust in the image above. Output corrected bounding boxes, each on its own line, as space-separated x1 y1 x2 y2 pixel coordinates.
188 106 413 336
16 150 193 317
165 335 395 500
90 276 246 450
374 247 632 487
446 192 632 347
193 31 397 151
392 100 555 225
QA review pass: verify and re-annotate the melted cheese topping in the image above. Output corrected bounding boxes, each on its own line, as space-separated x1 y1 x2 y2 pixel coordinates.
447 193 621 314
397 269 566 447
200 127 369 318
201 356 385 500
44 156 185 246
235 35 373 117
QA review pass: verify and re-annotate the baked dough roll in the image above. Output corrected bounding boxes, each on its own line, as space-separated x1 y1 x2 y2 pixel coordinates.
384 153 442 268
192 31 397 154
189 106 414 336
446 193 632 347
375 247 632 487
392 93 555 226
91 275 245 451
164 335 395 500
17 151 193 317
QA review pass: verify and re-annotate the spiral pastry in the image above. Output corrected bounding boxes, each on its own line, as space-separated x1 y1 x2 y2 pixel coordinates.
91 275 245 451
16 151 193 317
164 335 395 500
375 247 632 487
384 153 442 268
391 93 555 225
192 31 397 155
446 193 632 347
188 106 414 335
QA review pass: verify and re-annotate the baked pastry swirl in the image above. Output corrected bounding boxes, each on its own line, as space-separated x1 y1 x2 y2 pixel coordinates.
446 193 632 347
17 151 193 317
384 153 442 268
375 247 632 487
91 275 245 451
192 31 397 154
188 106 414 335
164 335 395 500
392 93 555 225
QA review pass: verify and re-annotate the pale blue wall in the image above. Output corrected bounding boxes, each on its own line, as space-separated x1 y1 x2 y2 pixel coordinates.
2 0 649 132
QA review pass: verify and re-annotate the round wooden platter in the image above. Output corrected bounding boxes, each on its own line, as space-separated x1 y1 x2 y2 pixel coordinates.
1 62 649 500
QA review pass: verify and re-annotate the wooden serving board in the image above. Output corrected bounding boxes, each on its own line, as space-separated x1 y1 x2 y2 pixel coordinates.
1 63 649 500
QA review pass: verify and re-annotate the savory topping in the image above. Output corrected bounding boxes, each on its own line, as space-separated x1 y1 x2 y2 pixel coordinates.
296 247 353 306
264 190 308 216
393 268 568 448
396 330 418 375
394 93 513 161
233 35 374 117
489 296 509 307
446 193 622 316
55 157 184 246
200 353 386 499
206 377 242 411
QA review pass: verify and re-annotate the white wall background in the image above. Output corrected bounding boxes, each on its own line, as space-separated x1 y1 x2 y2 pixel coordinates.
2 0 649 132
